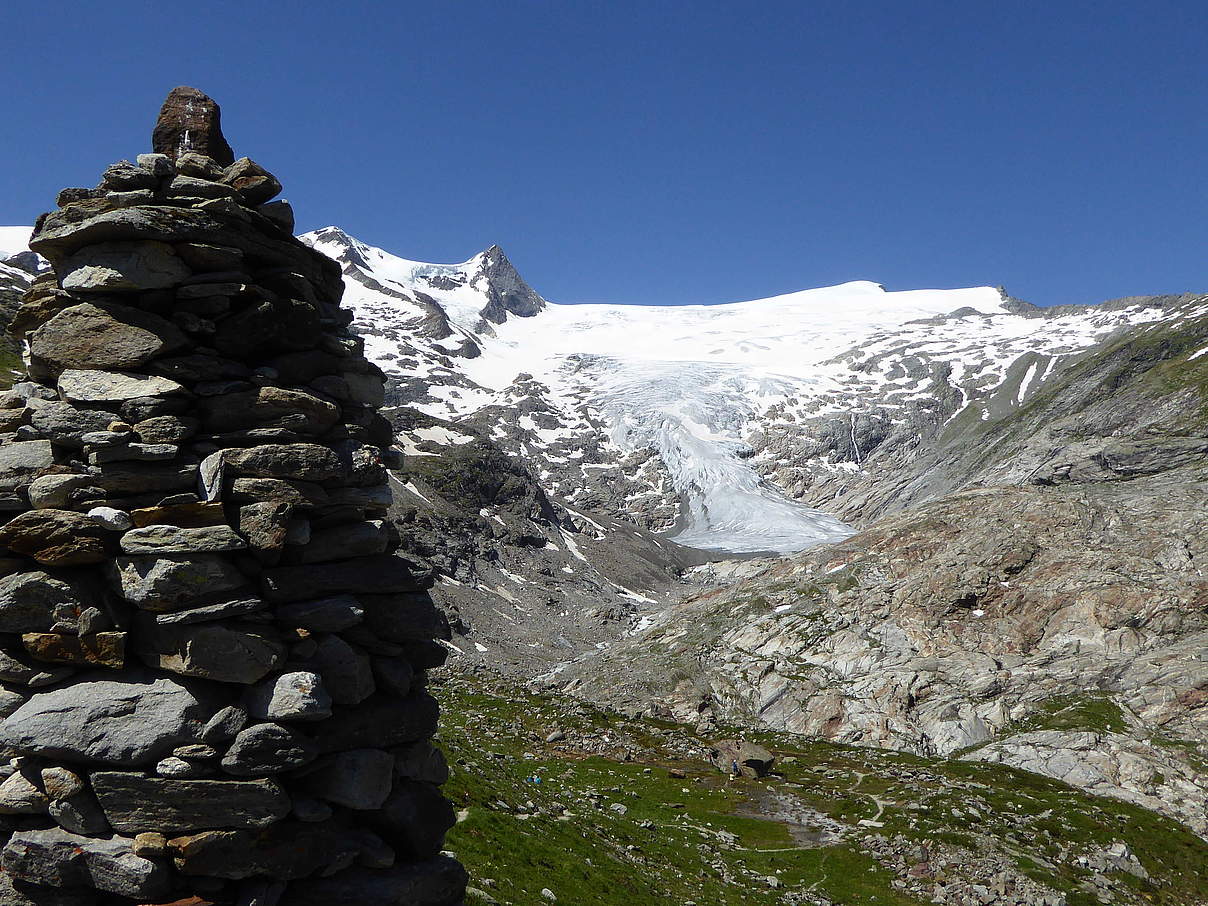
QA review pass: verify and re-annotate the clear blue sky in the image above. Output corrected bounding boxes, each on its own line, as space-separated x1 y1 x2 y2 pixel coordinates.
4 0 1206 306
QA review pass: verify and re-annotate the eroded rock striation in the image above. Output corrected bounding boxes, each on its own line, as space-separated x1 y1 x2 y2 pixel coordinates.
0 88 466 905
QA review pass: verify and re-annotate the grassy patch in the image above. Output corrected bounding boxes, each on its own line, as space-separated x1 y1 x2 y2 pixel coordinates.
435 676 1208 906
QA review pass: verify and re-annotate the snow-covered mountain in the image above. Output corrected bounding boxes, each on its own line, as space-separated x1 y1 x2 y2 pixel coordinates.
301 227 1198 554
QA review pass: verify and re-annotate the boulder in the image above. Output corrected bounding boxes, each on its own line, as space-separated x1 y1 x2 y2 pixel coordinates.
57 242 191 294
119 524 247 554
152 86 235 166
30 301 186 374
136 619 284 683
298 520 388 563
220 158 282 205
0 674 214 766
0 440 55 492
22 632 125 668
261 555 426 602
709 739 776 778
0 570 93 633
0 509 108 566
224 443 344 481
108 554 246 611
29 402 117 448
169 823 363 880
304 634 374 705
314 692 439 753
57 369 186 405
246 671 331 722
220 723 318 776
303 749 394 810
91 773 289 834
1 827 170 899
198 386 340 435
274 595 363 632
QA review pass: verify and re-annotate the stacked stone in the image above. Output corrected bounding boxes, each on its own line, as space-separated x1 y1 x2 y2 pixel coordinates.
0 87 467 905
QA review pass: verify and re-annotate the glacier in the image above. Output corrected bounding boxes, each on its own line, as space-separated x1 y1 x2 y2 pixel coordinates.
299 228 1178 555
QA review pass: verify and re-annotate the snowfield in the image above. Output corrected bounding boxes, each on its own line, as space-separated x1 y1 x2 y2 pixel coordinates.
302 229 1174 553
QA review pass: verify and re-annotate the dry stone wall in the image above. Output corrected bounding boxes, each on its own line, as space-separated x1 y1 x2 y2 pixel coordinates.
0 88 467 906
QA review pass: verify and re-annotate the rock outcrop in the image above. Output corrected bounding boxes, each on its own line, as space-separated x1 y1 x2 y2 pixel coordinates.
0 88 465 905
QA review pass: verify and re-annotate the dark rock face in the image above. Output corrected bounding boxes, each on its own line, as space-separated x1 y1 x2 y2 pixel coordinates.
0 88 463 904
151 86 235 166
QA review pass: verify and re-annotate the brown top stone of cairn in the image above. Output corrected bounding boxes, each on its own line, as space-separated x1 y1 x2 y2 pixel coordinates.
151 86 235 166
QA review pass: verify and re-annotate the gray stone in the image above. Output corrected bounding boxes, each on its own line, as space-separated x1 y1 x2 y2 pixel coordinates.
136 619 283 683
86 442 179 463
198 386 340 435
261 555 426 602
0 440 55 492
57 369 186 404
224 443 344 481
91 773 289 833
1 827 170 899
133 414 197 444
168 174 238 199
238 502 292 562
0 674 214 766
306 634 375 705
100 159 159 190
394 741 450 786
175 151 225 180
136 152 174 176
87 506 132 530
247 671 331 722
299 520 388 563
57 242 191 293
275 594 363 631
201 704 248 742
119 524 247 554
108 553 246 611
168 823 360 881
258 200 294 232
304 748 394 810
49 793 110 835
29 402 115 448
221 722 319 776
0 571 92 633
315 691 439 753
153 595 266 625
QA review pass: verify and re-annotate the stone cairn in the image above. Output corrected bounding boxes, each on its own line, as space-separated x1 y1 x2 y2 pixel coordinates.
0 87 467 905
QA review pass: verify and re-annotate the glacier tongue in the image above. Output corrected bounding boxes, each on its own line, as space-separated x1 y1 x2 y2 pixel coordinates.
584 356 853 552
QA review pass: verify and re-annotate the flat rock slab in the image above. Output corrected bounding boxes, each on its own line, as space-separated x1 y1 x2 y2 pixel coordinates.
169 823 361 881
261 555 425 602
109 554 246 611
0 674 214 766
58 369 186 404
119 524 247 554
58 241 192 293
91 773 289 834
136 619 283 684
0 509 108 566
2 827 170 899
223 443 344 482
31 300 187 373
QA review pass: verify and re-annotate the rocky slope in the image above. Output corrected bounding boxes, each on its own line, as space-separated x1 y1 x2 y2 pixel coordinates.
553 306 1208 838
438 672 1208 906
